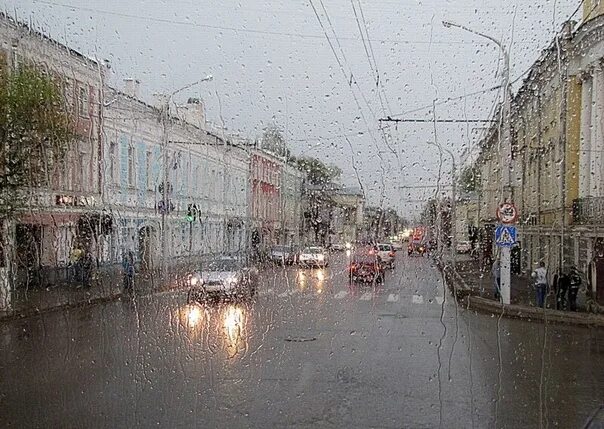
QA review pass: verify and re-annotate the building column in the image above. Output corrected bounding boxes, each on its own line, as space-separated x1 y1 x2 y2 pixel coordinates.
591 65 604 197
580 72 593 197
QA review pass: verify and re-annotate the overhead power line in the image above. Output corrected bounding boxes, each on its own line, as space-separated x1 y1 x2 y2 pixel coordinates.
379 117 496 123
33 0 502 46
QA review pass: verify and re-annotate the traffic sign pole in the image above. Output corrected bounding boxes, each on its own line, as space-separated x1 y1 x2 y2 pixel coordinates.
496 203 518 305
501 247 511 304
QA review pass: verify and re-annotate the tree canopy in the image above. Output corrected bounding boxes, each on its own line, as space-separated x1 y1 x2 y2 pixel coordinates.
0 66 74 217
294 156 341 186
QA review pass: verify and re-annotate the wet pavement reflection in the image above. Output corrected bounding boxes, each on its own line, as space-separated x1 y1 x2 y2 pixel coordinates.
0 252 602 428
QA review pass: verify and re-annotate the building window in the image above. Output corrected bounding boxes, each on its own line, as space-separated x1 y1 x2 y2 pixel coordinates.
109 141 117 184
78 86 89 118
127 144 135 187
146 150 153 190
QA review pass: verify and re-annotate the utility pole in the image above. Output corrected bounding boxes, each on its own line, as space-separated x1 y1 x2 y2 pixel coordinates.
443 20 513 305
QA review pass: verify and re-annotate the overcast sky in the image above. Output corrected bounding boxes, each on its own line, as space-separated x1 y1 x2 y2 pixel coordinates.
3 0 578 219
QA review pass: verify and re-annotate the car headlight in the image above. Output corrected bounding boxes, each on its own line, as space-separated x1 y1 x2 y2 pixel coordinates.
345 242 352 249
317 254 325 260
190 275 199 286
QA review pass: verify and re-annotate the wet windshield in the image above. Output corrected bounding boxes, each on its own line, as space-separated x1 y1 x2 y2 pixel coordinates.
1 1 603 428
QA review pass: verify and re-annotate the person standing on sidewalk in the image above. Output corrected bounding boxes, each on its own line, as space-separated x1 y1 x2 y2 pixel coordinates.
568 266 582 312
555 267 569 310
81 251 94 288
122 251 135 291
531 261 548 308
491 259 501 300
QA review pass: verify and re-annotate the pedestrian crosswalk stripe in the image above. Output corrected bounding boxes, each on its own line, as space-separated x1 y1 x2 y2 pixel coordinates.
435 296 444 305
359 292 373 301
387 294 399 302
412 295 424 304
334 291 348 300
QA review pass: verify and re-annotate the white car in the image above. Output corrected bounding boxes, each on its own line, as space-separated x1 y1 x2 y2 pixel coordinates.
298 246 328 267
390 241 404 251
375 243 396 269
187 257 259 301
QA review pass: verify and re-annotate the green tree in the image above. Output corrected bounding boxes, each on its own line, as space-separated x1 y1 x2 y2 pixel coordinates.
295 156 341 185
458 165 481 193
0 66 73 217
261 124 289 158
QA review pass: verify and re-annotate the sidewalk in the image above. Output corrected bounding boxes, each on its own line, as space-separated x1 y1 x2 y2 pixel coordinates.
438 253 604 326
0 269 186 322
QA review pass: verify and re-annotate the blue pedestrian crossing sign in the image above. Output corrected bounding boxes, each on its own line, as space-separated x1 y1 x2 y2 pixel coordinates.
495 225 516 247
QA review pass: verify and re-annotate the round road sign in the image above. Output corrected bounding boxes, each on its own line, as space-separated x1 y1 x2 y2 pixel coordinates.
496 203 518 224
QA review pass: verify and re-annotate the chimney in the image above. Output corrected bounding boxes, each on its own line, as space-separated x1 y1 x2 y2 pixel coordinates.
178 97 206 128
123 78 140 98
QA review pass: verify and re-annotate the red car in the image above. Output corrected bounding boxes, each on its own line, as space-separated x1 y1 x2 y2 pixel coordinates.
348 253 385 283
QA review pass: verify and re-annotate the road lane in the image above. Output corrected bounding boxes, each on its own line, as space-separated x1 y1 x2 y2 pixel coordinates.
0 251 602 428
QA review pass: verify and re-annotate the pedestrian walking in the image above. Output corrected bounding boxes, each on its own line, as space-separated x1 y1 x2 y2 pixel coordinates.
568 266 582 312
122 251 135 290
81 251 94 288
531 261 548 308
69 243 84 283
491 259 501 300
555 267 569 310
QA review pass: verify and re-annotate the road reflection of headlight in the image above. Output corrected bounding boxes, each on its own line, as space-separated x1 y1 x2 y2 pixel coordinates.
316 269 325 281
224 305 244 341
346 249 351 257
186 305 202 328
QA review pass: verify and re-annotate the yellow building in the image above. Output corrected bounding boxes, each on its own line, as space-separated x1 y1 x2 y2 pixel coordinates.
471 6 604 305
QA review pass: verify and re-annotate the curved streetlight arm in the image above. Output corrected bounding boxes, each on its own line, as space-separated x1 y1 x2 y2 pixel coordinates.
169 75 213 101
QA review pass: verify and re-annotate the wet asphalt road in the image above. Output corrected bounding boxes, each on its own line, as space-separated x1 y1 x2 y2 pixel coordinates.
0 252 603 428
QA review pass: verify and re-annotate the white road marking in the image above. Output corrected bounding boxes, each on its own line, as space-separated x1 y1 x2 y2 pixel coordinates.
359 292 373 301
334 291 349 300
435 296 444 305
412 295 424 304
277 291 290 298
387 293 399 303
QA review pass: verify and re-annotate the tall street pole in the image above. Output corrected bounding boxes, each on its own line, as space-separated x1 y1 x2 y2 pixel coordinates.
159 75 213 273
443 21 513 304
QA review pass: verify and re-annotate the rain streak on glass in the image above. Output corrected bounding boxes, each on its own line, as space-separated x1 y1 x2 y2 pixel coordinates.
0 0 603 428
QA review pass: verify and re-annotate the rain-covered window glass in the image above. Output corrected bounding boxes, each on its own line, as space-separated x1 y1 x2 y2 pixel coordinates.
1 1 604 428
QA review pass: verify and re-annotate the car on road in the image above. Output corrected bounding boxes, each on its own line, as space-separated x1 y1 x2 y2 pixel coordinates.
298 246 328 267
348 253 385 283
455 241 472 254
408 239 427 256
390 241 404 251
187 256 259 302
269 245 297 265
375 243 396 269
329 242 346 251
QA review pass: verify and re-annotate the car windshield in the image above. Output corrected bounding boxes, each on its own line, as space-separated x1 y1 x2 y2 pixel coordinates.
3 1 603 428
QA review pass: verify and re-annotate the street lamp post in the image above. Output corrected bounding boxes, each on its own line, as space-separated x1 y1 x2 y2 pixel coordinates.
159 75 213 273
443 20 513 304
428 142 456 265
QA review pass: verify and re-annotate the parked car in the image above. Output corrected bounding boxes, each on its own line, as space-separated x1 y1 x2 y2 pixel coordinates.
455 241 472 254
330 243 346 251
269 245 297 265
187 256 259 302
298 246 328 267
375 243 396 269
348 253 385 283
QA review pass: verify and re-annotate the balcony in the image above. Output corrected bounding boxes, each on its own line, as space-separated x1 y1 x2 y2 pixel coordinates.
572 197 604 225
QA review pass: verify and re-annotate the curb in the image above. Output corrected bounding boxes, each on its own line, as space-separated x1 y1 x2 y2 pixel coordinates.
466 296 604 327
437 258 604 327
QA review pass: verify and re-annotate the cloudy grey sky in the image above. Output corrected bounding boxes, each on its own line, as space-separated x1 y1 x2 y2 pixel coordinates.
3 0 578 218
